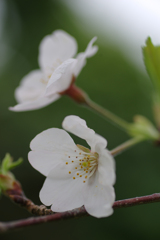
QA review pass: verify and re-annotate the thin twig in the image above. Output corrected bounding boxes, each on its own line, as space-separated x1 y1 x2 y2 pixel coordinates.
1 193 160 233
4 182 53 216
110 137 144 156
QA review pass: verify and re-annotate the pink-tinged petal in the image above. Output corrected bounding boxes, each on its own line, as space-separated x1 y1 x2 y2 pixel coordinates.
45 59 77 96
9 94 60 112
62 115 95 142
40 163 84 211
84 172 115 218
39 30 77 77
29 128 79 176
73 37 98 77
98 149 116 186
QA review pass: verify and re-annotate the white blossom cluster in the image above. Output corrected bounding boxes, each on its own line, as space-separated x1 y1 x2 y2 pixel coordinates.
10 30 116 218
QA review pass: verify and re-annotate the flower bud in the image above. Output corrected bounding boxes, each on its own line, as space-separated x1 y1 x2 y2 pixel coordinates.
127 115 160 140
0 154 23 196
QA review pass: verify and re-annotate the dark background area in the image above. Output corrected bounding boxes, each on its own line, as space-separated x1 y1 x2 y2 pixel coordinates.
0 0 160 239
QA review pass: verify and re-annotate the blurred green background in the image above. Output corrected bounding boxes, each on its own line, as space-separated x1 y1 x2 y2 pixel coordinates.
0 0 160 239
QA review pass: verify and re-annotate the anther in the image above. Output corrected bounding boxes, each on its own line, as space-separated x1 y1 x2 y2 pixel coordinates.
66 162 68 165
68 156 70 158
86 171 88 173
80 175 82 177
83 181 86 183
79 159 81 161
79 153 81 155
76 156 78 158
79 163 81 165
72 161 74 163
73 177 75 179
85 176 87 179
77 173 79 176
75 167 77 169
69 171 71 174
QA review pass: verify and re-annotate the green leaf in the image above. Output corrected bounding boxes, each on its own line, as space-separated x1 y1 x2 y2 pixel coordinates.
143 37 160 94
1 153 12 174
7 158 23 171
1 154 23 174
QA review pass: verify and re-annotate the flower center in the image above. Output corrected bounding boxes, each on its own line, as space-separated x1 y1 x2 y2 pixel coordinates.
65 145 99 183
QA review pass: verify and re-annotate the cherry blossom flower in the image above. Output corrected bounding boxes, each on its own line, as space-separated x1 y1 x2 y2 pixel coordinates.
9 30 98 112
28 115 116 218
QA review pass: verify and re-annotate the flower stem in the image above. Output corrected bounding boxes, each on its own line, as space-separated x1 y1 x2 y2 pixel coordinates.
65 84 129 132
1 193 160 233
85 98 129 132
110 137 144 156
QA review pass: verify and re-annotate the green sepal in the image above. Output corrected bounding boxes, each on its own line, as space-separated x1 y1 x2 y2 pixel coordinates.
128 115 160 140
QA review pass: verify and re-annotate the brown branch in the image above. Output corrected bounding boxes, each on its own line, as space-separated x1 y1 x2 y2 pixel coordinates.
1 193 160 233
113 193 160 208
4 181 53 216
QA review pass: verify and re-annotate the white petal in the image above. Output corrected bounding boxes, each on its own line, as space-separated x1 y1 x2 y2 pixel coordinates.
45 59 77 96
40 163 84 211
14 70 46 103
39 30 77 77
62 115 95 141
62 115 107 152
88 133 107 152
29 128 79 176
84 172 115 218
9 94 60 112
30 128 77 151
9 70 60 111
73 37 98 77
28 151 63 177
98 149 116 186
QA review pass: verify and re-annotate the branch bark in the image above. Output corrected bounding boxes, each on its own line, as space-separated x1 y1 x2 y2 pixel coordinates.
1 193 160 233
3 184 53 216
